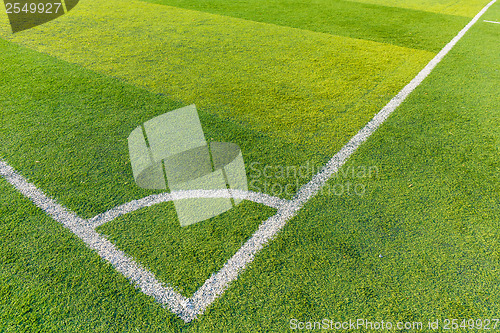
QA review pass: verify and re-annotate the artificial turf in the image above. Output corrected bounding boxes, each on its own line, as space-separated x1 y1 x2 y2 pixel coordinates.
0 0 498 331
139 0 471 51
190 3 500 331
0 0 434 311
97 201 277 297
345 0 491 17
0 0 434 157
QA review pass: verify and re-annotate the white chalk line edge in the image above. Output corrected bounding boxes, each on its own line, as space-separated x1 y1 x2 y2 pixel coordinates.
0 0 495 323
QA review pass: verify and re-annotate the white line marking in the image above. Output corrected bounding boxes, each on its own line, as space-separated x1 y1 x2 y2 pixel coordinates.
88 189 288 229
0 0 495 323
183 0 498 322
0 159 191 319
484 20 500 24
0 160 286 321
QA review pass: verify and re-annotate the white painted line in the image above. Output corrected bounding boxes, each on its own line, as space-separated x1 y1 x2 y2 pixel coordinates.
484 20 500 24
88 189 289 229
0 159 192 320
0 159 286 321
0 0 495 323
183 0 498 322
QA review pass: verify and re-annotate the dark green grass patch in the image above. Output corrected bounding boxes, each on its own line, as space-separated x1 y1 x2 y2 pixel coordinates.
140 0 470 52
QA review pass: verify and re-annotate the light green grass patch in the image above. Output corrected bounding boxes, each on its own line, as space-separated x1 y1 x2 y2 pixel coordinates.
0 36 319 217
346 0 491 17
1 0 433 158
140 0 470 52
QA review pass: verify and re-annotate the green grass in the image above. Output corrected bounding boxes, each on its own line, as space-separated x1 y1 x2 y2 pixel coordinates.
192 5 500 331
0 0 498 331
0 36 328 210
0 180 184 332
0 0 434 157
345 0 491 17
0 34 326 308
97 201 277 297
139 0 470 51
0 35 313 308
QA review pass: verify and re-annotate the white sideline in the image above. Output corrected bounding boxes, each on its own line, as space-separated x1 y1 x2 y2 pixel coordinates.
0 0 496 323
484 20 500 24
185 0 498 322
